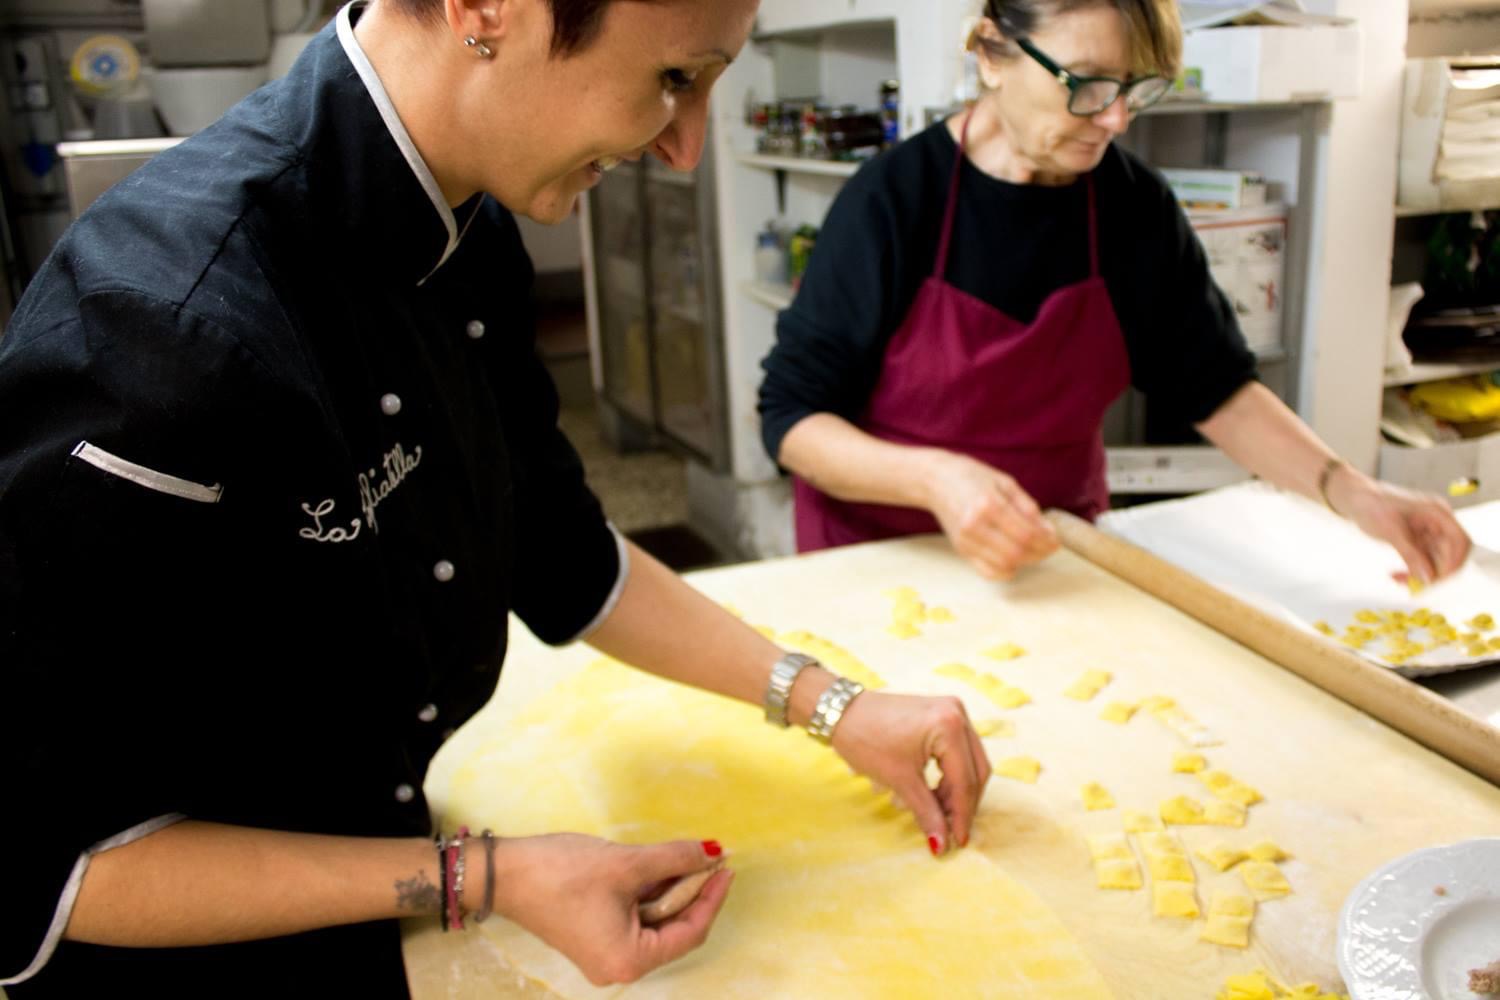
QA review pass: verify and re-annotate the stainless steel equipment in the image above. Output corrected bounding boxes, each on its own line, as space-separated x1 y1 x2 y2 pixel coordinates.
56 137 182 218
587 148 730 472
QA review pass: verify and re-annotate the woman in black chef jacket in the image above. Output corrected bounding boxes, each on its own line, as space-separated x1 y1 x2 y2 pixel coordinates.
0 1 992 995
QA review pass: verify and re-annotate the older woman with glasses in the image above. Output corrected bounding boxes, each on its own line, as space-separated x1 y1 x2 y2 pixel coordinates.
759 0 1470 585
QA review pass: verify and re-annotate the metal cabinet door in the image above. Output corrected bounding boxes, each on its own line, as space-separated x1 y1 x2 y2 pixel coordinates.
642 157 727 468
590 161 654 426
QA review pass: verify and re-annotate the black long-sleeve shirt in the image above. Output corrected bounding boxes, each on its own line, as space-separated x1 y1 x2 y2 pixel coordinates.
0 5 623 995
759 121 1259 464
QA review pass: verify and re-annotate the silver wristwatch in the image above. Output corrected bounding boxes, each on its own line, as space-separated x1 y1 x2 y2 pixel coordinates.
764 652 819 728
808 677 866 743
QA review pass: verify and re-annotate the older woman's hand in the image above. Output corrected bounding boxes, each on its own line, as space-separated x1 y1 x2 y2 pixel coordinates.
491 834 731 986
829 691 992 855
1330 470 1472 583
925 451 1059 579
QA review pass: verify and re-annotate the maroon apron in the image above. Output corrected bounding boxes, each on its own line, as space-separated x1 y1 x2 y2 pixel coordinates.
794 113 1132 552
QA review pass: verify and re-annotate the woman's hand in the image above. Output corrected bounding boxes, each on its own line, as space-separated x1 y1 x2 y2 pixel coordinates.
490 834 731 986
1329 467 1471 583
925 451 1059 579
829 691 992 855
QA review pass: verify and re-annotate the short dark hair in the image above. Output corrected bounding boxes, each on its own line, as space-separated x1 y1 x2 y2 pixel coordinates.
978 0 1182 78
388 0 620 56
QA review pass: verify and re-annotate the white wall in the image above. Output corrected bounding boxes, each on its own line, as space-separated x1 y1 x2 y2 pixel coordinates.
818 23 901 107
710 42 782 486
1296 0 1409 472
711 2 978 489
515 212 583 275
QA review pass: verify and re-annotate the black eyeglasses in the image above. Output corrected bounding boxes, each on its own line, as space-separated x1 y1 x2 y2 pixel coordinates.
1015 38 1171 117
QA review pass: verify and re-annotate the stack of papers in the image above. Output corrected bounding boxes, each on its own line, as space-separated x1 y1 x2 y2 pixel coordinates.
1437 64 1500 182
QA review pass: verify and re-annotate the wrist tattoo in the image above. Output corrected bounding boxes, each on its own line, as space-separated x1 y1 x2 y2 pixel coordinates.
395 869 442 915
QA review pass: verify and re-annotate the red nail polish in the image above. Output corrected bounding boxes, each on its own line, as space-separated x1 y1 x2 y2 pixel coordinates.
702 839 723 858
928 835 942 856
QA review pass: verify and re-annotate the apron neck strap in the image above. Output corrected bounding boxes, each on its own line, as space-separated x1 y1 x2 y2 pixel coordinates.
1086 173 1100 277
932 109 972 280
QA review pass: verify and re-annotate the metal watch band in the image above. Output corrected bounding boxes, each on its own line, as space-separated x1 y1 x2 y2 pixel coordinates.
764 652 819 728
808 677 866 743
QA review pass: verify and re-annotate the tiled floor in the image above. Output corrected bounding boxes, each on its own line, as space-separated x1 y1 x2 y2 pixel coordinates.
537 300 724 571
557 403 689 535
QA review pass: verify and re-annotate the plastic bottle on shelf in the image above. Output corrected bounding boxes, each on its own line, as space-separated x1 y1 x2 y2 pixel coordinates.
880 80 900 147
754 223 786 286
788 225 819 290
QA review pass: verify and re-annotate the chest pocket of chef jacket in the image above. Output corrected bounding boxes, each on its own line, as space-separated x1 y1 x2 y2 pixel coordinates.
44 445 232 616
33 448 270 824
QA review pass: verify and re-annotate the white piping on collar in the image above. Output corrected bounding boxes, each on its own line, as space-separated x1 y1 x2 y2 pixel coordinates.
336 1 477 285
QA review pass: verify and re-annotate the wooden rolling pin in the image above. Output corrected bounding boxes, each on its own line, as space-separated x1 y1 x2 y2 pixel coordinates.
638 859 727 925
1051 510 1500 787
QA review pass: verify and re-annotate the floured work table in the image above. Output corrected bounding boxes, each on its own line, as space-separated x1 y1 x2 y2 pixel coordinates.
402 506 1500 1000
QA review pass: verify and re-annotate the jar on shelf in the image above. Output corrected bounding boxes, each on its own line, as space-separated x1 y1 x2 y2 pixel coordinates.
799 104 829 160
775 106 802 156
825 110 885 162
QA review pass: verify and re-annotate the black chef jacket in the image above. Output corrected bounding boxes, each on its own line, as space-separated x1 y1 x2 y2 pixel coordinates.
0 4 624 996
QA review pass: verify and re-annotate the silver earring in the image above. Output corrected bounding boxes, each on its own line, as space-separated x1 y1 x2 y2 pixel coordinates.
463 35 493 58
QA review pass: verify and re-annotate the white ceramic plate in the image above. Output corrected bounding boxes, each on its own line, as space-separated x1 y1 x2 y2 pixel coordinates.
1337 838 1500 999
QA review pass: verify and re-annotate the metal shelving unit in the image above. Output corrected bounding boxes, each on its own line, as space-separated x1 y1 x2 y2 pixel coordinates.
734 152 862 178
1385 358 1500 387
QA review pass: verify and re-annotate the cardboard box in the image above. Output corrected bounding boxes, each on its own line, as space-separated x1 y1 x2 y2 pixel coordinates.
1161 167 1268 211
1188 203 1288 357
1181 25 1362 103
1379 433 1500 508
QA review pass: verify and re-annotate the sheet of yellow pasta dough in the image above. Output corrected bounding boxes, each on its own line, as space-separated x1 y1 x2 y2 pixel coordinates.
442 658 1115 1000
